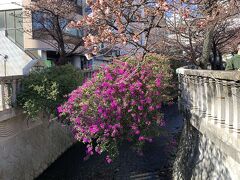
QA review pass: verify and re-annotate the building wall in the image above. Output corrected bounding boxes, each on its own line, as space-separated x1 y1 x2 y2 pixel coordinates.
22 0 54 51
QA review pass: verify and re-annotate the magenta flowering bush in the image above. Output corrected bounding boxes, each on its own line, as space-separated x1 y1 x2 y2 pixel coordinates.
58 56 170 163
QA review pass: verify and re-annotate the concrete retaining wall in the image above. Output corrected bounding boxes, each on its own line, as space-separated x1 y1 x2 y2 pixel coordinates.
0 109 73 180
173 112 240 180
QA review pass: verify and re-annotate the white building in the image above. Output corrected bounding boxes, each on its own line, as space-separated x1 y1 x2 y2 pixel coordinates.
0 0 38 76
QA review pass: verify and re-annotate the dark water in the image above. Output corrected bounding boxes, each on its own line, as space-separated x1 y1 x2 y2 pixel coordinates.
36 104 183 180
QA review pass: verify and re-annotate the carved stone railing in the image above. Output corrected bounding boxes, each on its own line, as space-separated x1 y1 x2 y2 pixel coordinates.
177 67 240 135
0 75 23 111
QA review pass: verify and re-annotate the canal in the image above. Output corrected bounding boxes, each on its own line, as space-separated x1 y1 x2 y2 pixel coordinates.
36 103 183 180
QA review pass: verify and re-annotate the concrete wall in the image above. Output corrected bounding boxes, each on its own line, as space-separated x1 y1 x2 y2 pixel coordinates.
0 109 73 180
173 112 240 180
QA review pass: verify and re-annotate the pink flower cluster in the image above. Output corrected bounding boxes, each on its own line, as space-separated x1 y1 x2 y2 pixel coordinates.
58 60 165 163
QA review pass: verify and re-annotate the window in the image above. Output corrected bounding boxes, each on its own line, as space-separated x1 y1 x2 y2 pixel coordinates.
15 10 23 47
32 11 51 30
6 11 15 41
2 9 24 48
0 11 5 30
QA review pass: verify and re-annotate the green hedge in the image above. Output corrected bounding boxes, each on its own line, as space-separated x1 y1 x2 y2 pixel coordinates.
17 64 83 118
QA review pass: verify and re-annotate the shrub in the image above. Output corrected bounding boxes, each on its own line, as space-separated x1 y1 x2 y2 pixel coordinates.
144 54 189 103
17 64 83 118
58 55 173 162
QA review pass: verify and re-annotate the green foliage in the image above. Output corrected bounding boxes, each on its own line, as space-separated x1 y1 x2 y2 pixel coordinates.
143 54 177 102
17 64 83 118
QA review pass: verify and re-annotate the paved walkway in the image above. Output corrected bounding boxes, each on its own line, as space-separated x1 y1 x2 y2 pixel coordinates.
36 104 183 180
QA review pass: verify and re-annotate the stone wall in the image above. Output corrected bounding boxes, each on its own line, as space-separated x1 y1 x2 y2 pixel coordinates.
174 67 240 180
0 109 74 180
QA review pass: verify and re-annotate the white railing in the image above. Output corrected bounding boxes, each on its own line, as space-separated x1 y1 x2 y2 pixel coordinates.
0 76 23 111
177 67 240 135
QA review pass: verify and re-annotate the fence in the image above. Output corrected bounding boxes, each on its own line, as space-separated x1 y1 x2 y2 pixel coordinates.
177 67 240 135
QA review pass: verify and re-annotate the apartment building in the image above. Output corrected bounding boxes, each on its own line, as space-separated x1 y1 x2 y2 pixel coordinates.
0 0 114 76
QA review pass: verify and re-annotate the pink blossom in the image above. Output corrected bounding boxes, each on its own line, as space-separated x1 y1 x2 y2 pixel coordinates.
138 136 145 141
111 129 118 137
131 113 136 117
148 106 154 111
57 106 63 113
83 137 90 143
110 100 118 108
82 104 89 112
158 120 166 127
129 85 135 92
89 125 99 134
155 78 161 87
131 100 137 106
105 73 113 81
145 121 151 126
102 82 110 88
138 106 144 111
135 81 143 88
86 145 94 155
119 82 126 92
131 125 137 130
135 130 140 135
58 57 166 163
117 107 121 115
156 104 161 109
98 107 103 113
106 155 112 164
100 123 105 129
75 117 81 124
146 97 152 104
118 68 124 75
95 146 102 154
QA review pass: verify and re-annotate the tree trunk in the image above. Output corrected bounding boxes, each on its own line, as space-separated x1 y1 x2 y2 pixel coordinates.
218 50 223 70
199 26 215 69
212 42 217 70
55 54 70 66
